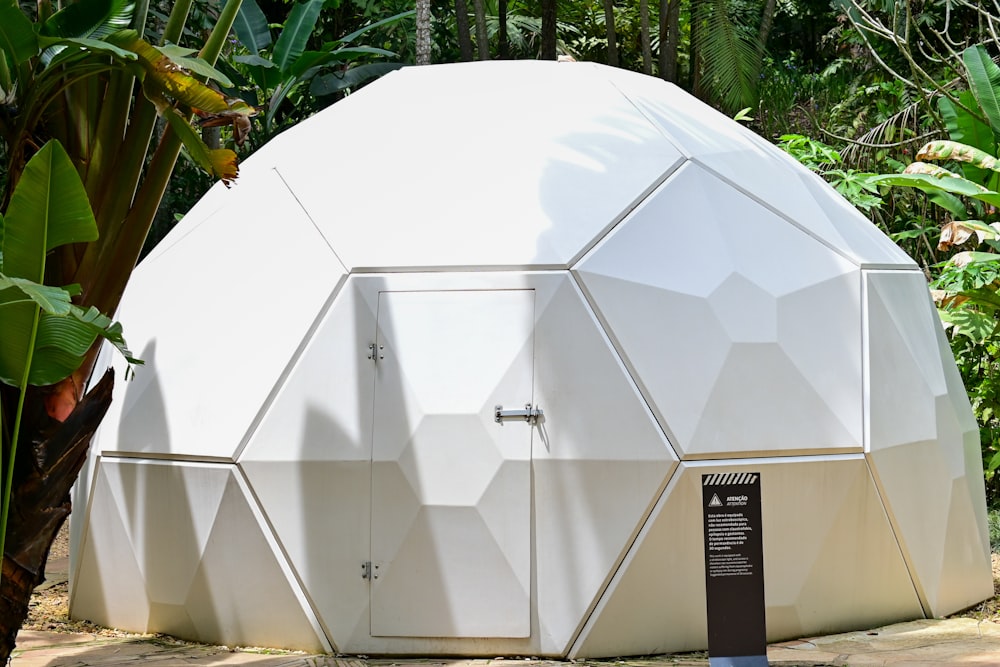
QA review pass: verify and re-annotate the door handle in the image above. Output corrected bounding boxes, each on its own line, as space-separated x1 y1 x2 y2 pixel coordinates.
495 403 542 425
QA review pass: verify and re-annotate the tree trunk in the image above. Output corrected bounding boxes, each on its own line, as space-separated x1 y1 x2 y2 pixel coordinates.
416 0 432 65
471 0 489 60
640 0 652 74
455 0 473 61
498 0 508 58
757 0 777 60
603 0 619 67
540 0 556 60
658 0 680 82
0 370 114 661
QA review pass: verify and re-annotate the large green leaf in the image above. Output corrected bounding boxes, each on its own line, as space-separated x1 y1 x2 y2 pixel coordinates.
40 0 135 40
1 141 98 282
0 274 77 315
871 172 1000 211
310 62 403 96
0 5 37 65
40 36 137 66
156 45 233 87
939 307 999 343
234 0 271 55
0 141 99 387
940 92 996 186
272 0 324 75
288 46 396 78
335 9 415 46
963 45 1000 137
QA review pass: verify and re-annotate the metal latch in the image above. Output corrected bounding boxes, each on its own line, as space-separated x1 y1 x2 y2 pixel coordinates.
495 403 543 425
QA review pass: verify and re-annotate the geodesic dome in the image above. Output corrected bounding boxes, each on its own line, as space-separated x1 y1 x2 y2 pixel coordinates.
70 61 992 657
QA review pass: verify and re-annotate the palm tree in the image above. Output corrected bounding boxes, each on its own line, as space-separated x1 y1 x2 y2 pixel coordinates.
416 0 431 64
472 0 489 59
602 0 619 67
541 0 556 59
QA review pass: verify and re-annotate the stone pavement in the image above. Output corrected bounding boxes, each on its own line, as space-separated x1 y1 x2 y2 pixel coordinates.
12 617 1000 667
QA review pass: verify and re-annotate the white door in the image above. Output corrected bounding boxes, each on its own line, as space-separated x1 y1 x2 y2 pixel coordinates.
370 290 534 638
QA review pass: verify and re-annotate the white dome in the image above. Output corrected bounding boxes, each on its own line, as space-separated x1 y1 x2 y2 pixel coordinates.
70 61 991 657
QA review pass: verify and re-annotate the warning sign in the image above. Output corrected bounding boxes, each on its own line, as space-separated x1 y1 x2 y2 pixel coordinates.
702 472 766 667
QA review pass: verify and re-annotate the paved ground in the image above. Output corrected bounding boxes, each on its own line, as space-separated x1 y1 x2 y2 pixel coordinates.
12 617 1000 667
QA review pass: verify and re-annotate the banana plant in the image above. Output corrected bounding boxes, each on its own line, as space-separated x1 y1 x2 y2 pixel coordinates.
231 0 412 135
0 140 139 611
0 0 250 655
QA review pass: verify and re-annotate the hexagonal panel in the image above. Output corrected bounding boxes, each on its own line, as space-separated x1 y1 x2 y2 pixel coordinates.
865 270 992 615
576 161 863 458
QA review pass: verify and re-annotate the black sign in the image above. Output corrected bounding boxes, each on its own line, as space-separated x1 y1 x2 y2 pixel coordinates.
702 472 767 667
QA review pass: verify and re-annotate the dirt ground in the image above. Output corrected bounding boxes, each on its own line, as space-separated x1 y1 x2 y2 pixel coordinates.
23 523 147 638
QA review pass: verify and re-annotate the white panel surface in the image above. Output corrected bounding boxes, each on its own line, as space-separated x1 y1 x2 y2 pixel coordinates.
865 270 992 615
370 290 533 638
238 279 377 650
70 462 151 631
572 458 922 657
71 459 329 651
606 67 913 269
531 275 677 651
77 61 991 658
576 162 863 458
275 62 683 271
103 167 346 460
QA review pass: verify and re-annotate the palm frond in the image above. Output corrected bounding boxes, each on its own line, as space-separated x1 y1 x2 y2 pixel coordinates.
694 0 761 112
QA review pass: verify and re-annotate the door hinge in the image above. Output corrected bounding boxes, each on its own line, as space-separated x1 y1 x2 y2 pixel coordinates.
367 343 384 364
361 561 379 580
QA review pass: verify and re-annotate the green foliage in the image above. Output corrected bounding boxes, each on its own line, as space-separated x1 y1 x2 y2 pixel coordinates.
693 0 761 112
0 140 138 608
228 0 411 137
778 134 883 211
989 507 1000 548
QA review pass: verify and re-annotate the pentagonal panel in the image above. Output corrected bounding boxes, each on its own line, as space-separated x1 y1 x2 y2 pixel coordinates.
576 162 862 458
274 62 683 271
572 457 922 658
102 166 347 460
606 67 913 268
865 270 992 616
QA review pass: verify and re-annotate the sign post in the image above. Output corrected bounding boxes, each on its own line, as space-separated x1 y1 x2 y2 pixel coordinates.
702 472 767 667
